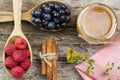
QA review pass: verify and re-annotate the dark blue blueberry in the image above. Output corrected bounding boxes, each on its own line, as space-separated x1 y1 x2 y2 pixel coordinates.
41 12 45 19
66 16 70 23
44 26 48 29
47 22 55 29
54 18 60 24
61 23 67 28
37 23 42 27
31 10 35 16
65 9 71 15
36 8 42 12
59 9 65 15
42 4 48 9
60 15 66 22
43 6 52 13
55 4 61 11
34 10 41 17
48 3 55 8
35 18 41 24
53 12 60 18
56 24 61 29
52 10 57 15
42 20 48 26
31 17 36 23
44 13 51 21
60 4 66 9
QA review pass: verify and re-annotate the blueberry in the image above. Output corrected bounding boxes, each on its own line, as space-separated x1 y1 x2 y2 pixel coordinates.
53 12 60 18
55 4 61 11
37 23 42 27
41 12 45 18
36 8 42 12
42 20 48 26
65 9 71 15
44 26 48 29
60 15 66 22
42 4 48 9
34 10 41 17
44 13 51 21
54 18 60 24
52 10 57 15
60 4 66 9
32 17 36 22
47 22 55 29
43 6 52 13
31 10 35 16
35 18 41 24
35 18 42 27
56 24 61 29
48 3 55 8
66 16 70 23
61 23 67 28
59 9 65 15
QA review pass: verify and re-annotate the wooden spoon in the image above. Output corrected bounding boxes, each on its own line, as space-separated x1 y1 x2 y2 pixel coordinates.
3 0 32 78
0 0 71 32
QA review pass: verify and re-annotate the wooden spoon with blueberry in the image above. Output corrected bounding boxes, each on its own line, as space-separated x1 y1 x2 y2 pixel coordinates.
3 0 32 79
0 0 71 32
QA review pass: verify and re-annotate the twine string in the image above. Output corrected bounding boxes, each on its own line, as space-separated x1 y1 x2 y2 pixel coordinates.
39 52 57 67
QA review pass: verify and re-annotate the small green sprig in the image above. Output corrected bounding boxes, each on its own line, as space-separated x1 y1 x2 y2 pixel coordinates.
86 59 95 74
103 62 114 75
108 78 112 80
118 67 120 70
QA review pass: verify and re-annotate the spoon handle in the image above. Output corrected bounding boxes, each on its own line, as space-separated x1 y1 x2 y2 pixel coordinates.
13 0 22 32
0 12 30 22
0 12 13 22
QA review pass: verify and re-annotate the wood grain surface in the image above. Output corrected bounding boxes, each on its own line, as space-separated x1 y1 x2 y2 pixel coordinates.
0 0 120 80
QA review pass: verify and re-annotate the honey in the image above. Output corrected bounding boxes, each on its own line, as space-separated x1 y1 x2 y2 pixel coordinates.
77 3 118 44
82 7 112 39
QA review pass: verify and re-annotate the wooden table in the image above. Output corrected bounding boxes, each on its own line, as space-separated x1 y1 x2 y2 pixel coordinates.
0 0 119 80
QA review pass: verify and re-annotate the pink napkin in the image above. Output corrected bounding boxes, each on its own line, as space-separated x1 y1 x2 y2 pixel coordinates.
75 35 120 80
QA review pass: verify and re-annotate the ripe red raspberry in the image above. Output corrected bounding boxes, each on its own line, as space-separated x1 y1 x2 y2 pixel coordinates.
13 50 26 62
23 49 30 57
5 56 17 68
5 44 16 55
15 38 27 49
11 66 24 79
21 58 31 70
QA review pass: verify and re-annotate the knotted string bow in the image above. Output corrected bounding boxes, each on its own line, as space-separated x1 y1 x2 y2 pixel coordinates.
39 52 58 67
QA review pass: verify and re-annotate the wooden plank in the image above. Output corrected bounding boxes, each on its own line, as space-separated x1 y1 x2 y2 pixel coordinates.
0 0 120 80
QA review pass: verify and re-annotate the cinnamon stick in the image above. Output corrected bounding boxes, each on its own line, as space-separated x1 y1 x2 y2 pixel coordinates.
52 41 57 80
41 41 47 75
47 39 53 80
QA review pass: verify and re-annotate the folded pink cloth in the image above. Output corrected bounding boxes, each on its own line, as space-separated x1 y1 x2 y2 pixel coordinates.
75 35 120 80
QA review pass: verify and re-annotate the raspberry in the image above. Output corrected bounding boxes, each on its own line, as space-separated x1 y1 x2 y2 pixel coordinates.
11 66 24 79
15 38 27 49
5 44 16 55
23 49 30 57
5 56 17 69
13 50 26 62
21 58 31 70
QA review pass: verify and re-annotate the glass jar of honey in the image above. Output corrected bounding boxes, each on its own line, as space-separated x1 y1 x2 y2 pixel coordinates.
77 3 118 44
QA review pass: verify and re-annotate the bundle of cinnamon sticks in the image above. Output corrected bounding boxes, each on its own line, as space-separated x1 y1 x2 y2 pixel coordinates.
41 39 58 80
